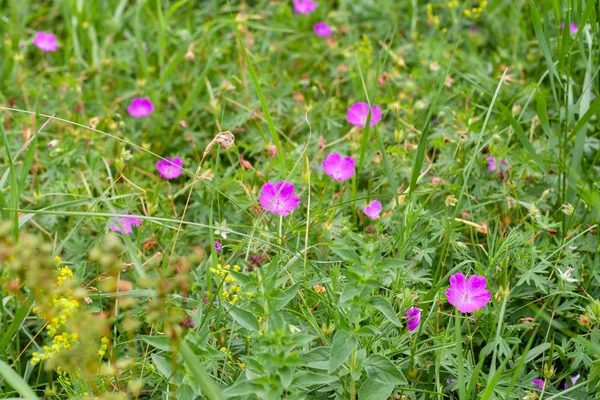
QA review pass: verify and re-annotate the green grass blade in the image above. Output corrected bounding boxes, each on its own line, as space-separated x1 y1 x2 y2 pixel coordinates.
234 24 286 170
0 295 33 357
407 43 457 201
528 0 561 86
0 359 39 400
0 120 19 240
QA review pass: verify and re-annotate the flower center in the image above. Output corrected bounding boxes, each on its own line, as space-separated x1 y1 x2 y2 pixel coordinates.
460 293 472 303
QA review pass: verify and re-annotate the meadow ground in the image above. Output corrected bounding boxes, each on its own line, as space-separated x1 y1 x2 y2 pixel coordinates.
0 0 599 399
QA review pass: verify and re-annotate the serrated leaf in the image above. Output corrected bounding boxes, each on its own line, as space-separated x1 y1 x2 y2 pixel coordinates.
224 303 259 331
328 330 358 373
368 296 401 327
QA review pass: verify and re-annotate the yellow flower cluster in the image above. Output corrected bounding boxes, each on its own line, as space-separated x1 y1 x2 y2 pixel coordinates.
210 264 243 305
427 4 441 26
32 258 80 366
463 1 487 19
98 336 109 357
219 347 246 370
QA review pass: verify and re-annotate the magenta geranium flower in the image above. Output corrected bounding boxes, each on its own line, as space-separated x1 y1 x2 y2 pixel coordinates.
294 0 318 14
406 307 422 332
569 22 578 33
322 153 355 181
314 22 332 37
33 32 59 52
347 102 382 127
445 273 491 313
110 213 142 234
364 200 382 220
258 181 300 216
532 379 545 391
156 157 183 180
561 21 579 34
127 97 154 118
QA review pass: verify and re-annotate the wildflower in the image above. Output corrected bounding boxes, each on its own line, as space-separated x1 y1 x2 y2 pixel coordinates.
561 21 578 34
445 273 491 313
33 32 59 52
258 181 300 216
268 145 278 157
532 379 545 390
564 374 580 389
214 241 222 253
363 200 382 220
557 267 577 283
248 253 267 270
48 140 58 148
313 284 326 293
110 213 142 234
322 153 356 181
156 157 183 179
313 22 332 37
406 307 422 332
215 220 230 239
127 97 154 118
347 102 382 127
294 0 318 14
486 156 498 172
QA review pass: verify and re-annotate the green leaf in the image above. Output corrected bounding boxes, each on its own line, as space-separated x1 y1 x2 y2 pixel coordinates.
328 330 358 373
0 359 39 400
141 335 171 351
368 296 401 327
357 377 395 400
224 303 259 332
152 353 175 383
292 371 338 386
222 380 262 396
179 342 224 400
363 355 407 385
272 283 300 310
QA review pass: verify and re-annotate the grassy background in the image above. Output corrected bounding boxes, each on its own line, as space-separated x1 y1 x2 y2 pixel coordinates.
1 0 599 399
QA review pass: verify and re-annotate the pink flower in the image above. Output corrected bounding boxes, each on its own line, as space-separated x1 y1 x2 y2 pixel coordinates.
570 22 578 33
322 153 355 181
294 0 318 14
127 97 154 118
347 102 382 127
156 157 183 180
268 145 278 157
486 156 498 172
258 181 300 216
363 200 382 220
314 22 332 37
110 213 142 234
406 307 422 332
532 379 545 391
445 273 491 313
33 32 59 52
563 374 580 390
561 21 579 34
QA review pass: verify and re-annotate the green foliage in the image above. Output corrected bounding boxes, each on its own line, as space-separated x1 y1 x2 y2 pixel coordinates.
0 0 599 399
